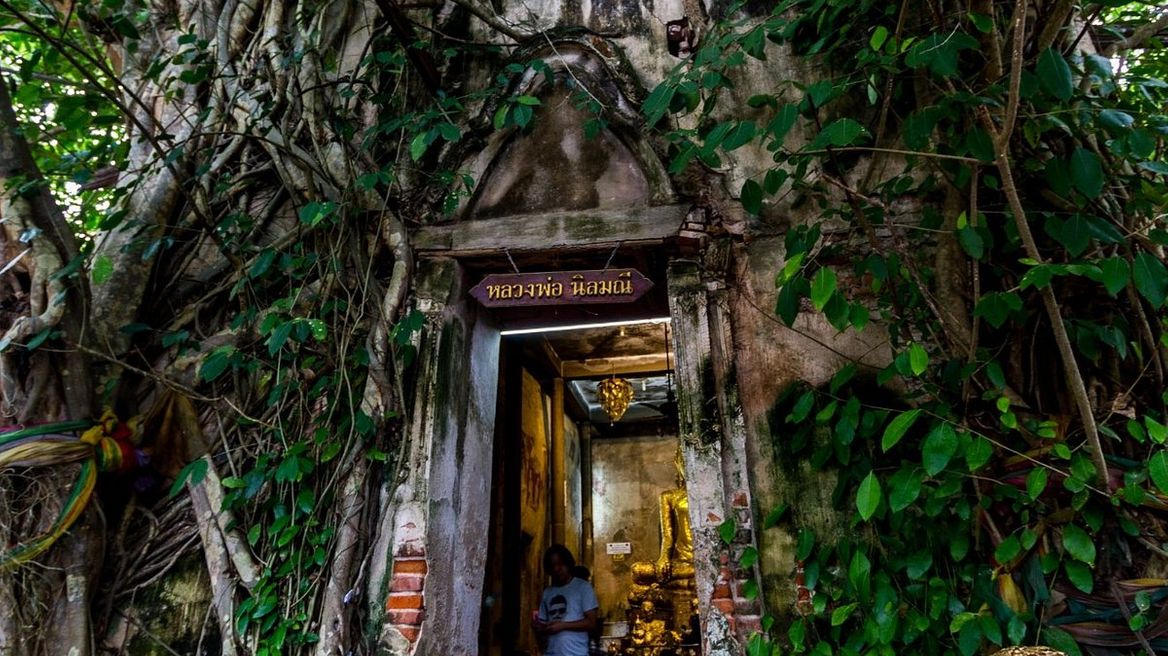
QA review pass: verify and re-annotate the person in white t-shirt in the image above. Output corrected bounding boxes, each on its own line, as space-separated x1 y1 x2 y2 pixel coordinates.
534 544 599 656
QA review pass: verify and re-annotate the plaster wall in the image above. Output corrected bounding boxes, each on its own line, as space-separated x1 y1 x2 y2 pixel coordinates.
589 433 680 623
729 237 893 614
412 298 502 655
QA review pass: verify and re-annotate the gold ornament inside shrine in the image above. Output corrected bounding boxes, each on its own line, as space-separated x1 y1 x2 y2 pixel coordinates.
597 376 634 423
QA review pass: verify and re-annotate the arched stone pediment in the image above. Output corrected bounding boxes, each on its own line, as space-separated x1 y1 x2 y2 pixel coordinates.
460 40 674 220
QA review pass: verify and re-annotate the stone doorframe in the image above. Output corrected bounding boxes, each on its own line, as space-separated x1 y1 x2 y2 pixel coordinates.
378 211 764 656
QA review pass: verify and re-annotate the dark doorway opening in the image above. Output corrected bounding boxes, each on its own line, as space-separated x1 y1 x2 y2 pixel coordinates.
479 317 698 656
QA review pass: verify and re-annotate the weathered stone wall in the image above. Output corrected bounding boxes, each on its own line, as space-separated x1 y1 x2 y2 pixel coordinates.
400 1 894 651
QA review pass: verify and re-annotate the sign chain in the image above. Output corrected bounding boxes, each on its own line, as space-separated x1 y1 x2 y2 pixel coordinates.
602 241 622 271
504 247 520 274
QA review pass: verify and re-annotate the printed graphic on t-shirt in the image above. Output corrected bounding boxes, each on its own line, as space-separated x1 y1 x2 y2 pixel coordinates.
547 594 568 621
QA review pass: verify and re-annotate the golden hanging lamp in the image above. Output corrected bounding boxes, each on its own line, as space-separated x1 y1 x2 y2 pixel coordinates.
597 376 634 423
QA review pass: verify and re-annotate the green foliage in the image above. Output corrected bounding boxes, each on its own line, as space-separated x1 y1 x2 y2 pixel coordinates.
644 0 1168 653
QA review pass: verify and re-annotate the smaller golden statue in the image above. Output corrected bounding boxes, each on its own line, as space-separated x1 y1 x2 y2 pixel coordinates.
623 601 679 656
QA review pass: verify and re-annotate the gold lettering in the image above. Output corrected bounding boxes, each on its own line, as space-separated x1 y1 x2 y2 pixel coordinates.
487 285 500 300
551 282 563 296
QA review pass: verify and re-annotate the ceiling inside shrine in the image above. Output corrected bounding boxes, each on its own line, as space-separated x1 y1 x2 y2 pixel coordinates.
533 319 676 427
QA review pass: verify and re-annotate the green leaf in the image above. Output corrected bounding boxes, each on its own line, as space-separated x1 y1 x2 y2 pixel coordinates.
763 168 788 194
869 26 889 51
888 467 923 512
775 276 807 325
957 226 984 259
741 179 763 215
1026 468 1049 501
722 121 757 151
1149 451 1168 495
812 118 868 149
298 201 336 226
199 347 235 382
1098 109 1134 132
1057 213 1091 256
856 471 882 520
908 343 928 376
1064 560 1093 593
810 268 837 311
882 409 923 451
437 122 461 141
975 292 1022 329
905 32 978 77
513 94 541 106
1062 524 1096 565
168 457 208 497
1099 256 1130 296
995 535 1022 564
922 422 958 476
1037 48 1073 100
768 104 799 143
740 546 759 569
1043 627 1083 656
91 254 113 284
642 83 675 125
1132 252 1168 308
968 13 993 33
718 518 736 545
493 104 509 130
1069 148 1104 199
409 131 428 161
831 603 858 626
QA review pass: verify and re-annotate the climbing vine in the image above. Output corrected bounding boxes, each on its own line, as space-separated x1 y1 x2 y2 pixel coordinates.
647 1 1168 654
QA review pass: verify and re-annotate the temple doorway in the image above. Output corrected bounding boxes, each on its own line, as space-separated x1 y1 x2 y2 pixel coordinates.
479 318 700 656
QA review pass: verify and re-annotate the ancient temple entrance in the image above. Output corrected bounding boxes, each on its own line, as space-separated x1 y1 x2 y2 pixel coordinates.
479 317 700 656
387 37 764 656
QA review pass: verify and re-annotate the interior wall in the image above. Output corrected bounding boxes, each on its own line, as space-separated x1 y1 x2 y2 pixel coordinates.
564 418 583 558
518 368 550 655
589 433 680 624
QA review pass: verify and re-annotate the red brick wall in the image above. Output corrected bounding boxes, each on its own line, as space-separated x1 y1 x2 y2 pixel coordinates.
385 556 427 644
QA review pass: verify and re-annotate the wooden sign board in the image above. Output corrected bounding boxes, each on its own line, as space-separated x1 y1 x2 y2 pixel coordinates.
469 269 653 308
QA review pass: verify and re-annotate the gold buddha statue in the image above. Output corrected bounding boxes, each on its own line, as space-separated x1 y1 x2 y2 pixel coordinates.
624 600 678 656
630 447 695 595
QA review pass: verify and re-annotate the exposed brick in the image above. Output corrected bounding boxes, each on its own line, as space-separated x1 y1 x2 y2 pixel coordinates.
390 575 425 592
397 626 420 643
392 559 428 575
712 598 734 615
732 491 748 508
396 544 425 558
712 583 732 599
387 593 424 610
388 609 424 626
736 615 762 636
734 579 754 598
735 599 760 615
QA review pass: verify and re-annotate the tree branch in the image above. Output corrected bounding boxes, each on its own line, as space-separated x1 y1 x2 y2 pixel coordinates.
447 0 529 42
1103 13 1168 56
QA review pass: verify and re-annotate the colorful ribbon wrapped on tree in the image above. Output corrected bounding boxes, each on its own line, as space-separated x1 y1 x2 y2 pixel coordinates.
0 410 144 571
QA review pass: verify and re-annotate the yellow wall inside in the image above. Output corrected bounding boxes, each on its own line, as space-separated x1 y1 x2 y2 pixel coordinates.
589 434 680 625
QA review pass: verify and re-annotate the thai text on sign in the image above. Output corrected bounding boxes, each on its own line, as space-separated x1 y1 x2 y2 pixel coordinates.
469 269 653 307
